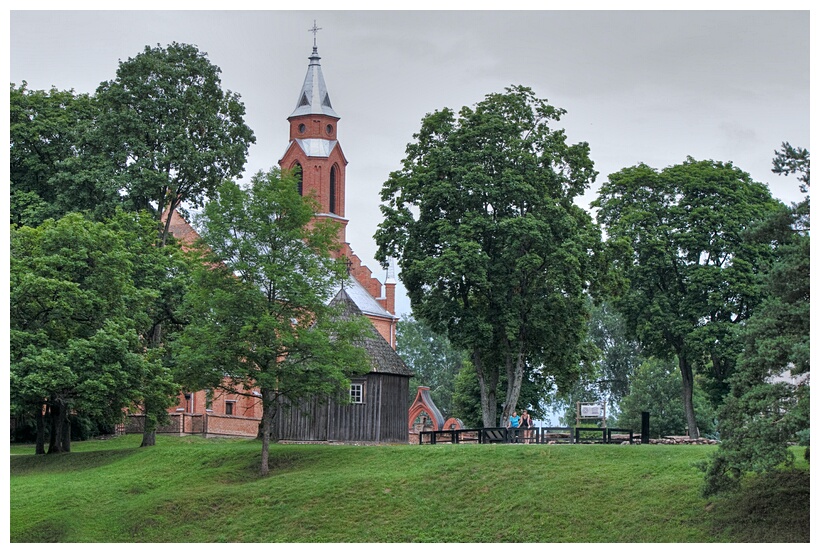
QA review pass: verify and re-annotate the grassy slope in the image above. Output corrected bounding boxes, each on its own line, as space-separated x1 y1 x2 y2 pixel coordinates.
9 435 810 543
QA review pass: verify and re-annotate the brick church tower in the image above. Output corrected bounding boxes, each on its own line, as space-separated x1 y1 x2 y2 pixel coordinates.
279 36 399 349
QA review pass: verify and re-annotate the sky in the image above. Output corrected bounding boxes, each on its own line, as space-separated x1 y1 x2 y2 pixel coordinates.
7 5 812 319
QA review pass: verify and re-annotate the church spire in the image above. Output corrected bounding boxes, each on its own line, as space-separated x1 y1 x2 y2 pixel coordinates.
290 21 339 119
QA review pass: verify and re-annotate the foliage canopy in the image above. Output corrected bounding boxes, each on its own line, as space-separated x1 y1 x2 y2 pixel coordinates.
95 42 256 245
376 85 602 427
174 169 371 474
593 157 781 437
702 144 810 495
9 212 175 452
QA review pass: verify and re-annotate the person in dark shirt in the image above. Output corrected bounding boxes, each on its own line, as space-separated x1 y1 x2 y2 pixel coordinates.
520 409 533 442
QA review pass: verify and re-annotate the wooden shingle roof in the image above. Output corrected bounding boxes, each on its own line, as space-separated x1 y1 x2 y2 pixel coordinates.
329 288 413 377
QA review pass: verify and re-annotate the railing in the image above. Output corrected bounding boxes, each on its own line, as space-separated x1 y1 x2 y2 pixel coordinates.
574 427 634 444
538 427 574 444
419 426 632 445
418 429 479 444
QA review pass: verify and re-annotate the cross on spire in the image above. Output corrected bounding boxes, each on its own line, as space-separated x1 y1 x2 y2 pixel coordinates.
309 20 322 48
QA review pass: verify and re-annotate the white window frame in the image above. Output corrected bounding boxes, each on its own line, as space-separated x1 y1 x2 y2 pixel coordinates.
350 382 364 404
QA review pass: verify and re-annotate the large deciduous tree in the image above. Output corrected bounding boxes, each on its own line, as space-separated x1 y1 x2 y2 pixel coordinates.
10 212 165 453
10 83 120 227
95 42 255 445
376 86 602 427
11 43 254 448
174 169 371 476
107 211 189 446
702 144 810 496
593 158 781 438
95 42 255 246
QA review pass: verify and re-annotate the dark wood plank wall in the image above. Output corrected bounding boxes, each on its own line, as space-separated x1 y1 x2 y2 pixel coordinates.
376 374 410 442
327 373 380 441
275 395 329 441
275 373 410 443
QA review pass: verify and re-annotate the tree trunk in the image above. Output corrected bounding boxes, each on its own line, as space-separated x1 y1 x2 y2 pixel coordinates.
35 404 46 455
259 389 276 476
474 351 499 427
159 196 179 247
141 323 164 447
61 413 71 453
48 402 59 453
678 352 700 438
501 344 526 425
140 421 157 447
47 399 70 454
141 400 157 447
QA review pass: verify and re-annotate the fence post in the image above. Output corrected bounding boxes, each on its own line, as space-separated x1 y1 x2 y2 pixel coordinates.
641 412 650 444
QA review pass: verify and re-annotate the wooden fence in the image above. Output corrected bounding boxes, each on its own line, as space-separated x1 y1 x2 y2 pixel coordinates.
419 426 633 445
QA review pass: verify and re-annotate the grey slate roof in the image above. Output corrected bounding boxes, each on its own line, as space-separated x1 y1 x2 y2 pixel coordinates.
342 275 396 320
329 288 413 377
290 46 339 119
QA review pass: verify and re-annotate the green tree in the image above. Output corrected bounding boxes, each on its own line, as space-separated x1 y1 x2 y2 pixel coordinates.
174 168 371 475
703 144 810 496
397 316 467 416
10 83 120 226
107 211 188 445
587 301 642 404
94 42 255 445
450 357 547 427
592 158 781 437
94 42 255 246
451 361 483 428
551 300 643 425
376 86 601 427
10 213 160 453
616 358 716 438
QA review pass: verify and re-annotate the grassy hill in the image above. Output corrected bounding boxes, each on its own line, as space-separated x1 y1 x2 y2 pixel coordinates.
9 434 809 542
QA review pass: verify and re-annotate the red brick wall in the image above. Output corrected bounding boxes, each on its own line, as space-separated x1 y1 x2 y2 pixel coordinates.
279 113 347 219
126 412 260 438
204 414 260 437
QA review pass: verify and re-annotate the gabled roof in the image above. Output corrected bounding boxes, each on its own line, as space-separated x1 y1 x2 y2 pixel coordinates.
290 46 339 119
342 275 396 320
329 288 413 377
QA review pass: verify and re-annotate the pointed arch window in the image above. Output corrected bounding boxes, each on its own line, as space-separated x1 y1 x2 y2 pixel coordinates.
293 162 303 196
329 165 338 214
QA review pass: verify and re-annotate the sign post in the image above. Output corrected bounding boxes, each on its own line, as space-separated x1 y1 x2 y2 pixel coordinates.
576 402 606 428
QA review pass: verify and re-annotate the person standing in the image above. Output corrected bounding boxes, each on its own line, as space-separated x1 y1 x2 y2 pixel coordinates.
507 411 521 442
520 409 533 442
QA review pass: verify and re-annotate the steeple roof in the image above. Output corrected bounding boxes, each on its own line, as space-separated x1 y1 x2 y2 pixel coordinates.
290 45 339 119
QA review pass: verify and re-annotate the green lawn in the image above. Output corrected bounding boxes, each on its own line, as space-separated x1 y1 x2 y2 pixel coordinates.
9 435 809 542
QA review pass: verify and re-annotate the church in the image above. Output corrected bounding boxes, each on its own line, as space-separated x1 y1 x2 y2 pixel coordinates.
153 37 413 443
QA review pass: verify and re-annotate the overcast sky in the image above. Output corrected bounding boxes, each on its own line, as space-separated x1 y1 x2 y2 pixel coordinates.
8 7 811 318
